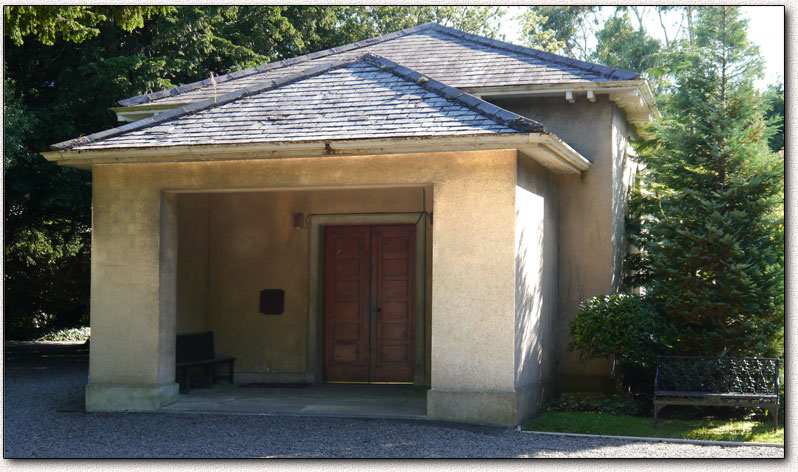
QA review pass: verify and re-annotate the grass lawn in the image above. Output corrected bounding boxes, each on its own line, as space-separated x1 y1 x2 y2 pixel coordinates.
523 411 783 444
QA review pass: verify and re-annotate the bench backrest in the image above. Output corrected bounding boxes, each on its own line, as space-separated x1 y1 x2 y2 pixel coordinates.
176 332 216 363
655 356 779 395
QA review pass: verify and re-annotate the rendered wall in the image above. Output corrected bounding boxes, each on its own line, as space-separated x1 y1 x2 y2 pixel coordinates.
176 194 210 334
490 95 624 388
88 150 521 424
611 105 640 293
514 156 558 421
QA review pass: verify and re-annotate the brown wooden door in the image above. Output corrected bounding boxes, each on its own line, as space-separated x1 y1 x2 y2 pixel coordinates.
324 226 371 382
323 224 415 383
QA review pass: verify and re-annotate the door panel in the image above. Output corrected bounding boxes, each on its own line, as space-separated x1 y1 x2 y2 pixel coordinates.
370 225 415 382
323 224 415 383
323 226 370 382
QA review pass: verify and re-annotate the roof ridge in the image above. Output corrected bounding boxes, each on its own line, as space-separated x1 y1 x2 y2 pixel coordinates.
116 22 441 107
53 51 542 151
424 23 639 81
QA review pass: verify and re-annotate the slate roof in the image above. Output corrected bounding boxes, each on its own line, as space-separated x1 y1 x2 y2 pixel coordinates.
55 54 545 151
118 22 640 108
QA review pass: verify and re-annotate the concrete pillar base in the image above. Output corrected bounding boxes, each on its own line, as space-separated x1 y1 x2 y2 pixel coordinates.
426 389 519 426
85 382 179 412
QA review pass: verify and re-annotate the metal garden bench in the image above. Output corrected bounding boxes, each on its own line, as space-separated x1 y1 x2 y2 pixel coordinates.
654 356 780 429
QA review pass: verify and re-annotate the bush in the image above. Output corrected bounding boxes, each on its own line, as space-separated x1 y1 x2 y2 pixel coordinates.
549 393 643 416
569 293 670 370
35 326 90 342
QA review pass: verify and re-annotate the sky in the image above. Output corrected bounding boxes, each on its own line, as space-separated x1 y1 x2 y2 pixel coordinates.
496 6 784 88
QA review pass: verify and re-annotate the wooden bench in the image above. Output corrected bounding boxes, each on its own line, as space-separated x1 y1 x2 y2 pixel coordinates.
654 356 780 429
176 332 236 393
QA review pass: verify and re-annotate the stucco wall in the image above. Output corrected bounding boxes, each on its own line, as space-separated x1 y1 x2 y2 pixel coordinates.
514 156 558 421
490 95 620 386
89 150 520 422
611 105 640 293
177 194 210 334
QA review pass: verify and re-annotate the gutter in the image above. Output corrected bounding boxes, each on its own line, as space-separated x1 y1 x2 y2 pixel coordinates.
464 79 659 118
467 80 659 139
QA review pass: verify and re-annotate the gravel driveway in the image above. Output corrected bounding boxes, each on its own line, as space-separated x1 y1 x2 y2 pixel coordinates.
2 342 784 458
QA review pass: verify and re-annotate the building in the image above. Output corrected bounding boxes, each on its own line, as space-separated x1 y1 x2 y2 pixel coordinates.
44 23 657 426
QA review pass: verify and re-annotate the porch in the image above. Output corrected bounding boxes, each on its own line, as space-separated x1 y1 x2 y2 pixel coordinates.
79 149 552 426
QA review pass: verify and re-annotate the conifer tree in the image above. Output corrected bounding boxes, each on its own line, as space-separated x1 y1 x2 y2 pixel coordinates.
628 6 783 357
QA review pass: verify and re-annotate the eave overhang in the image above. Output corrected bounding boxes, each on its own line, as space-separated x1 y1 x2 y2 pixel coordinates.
464 79 659 138
42 132 591 175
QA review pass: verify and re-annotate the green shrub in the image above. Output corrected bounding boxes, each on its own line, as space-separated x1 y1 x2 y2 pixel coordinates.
569 293 669 370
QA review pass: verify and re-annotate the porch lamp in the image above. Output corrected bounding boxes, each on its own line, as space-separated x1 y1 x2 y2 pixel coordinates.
293 212 306 229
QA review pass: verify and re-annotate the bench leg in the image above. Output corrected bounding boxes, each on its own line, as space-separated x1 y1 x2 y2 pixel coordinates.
771 406 779 430
228 361 234 384
185 367 191 394
654 404 664 427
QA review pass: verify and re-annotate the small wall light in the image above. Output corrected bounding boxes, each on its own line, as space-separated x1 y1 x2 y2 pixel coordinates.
292 212 306 229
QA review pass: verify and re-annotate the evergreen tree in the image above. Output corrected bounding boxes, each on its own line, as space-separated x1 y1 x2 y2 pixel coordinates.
628 6 783 357
763 81 784 152
592 13 662 76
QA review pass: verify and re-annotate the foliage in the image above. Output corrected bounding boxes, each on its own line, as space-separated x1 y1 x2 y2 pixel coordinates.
549 393 642 416
762 81 784 152
520 6 598 59
36 326 91 342
627 7 784 358
329 6 505 43
518 9 565 54
4 6 175 45
523 411 783 443
2 6 506 335
568 294 669 369
4 75 91 335
592 13 662 75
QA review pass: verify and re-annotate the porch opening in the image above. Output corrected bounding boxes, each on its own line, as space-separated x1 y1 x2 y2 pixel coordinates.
172 186 433 413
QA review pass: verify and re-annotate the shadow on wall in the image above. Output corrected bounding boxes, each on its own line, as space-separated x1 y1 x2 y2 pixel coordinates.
610 115 635 292
514 216 556 416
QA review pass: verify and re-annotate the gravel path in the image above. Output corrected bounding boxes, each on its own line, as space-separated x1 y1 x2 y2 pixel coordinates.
2 342 784 458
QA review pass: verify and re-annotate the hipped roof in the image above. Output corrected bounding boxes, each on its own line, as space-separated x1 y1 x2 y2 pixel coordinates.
53 54 547 151
117 22 640 109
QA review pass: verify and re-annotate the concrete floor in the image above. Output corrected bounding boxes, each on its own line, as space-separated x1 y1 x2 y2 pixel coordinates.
162 383 428 420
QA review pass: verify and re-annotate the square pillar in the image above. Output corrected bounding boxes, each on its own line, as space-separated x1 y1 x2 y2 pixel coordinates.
86 170 178 411
426 156 520 426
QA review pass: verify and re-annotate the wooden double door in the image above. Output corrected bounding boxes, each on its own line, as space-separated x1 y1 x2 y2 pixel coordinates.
323 224 416 383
